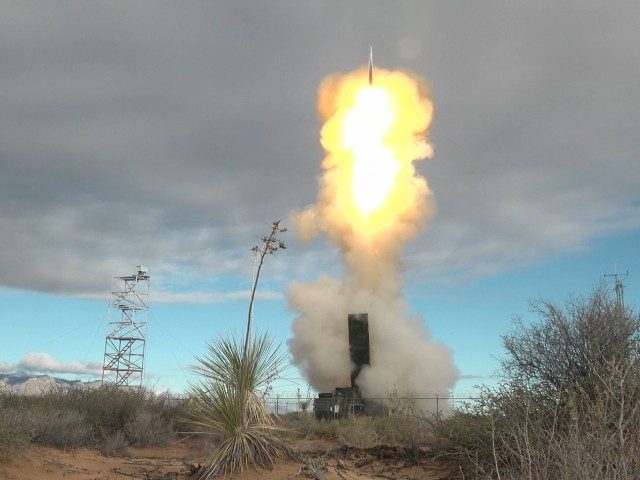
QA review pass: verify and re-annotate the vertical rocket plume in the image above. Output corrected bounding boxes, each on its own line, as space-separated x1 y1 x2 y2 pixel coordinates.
287 61 458 407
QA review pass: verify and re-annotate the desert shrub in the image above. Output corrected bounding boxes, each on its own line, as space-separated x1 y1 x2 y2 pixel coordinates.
0 386 186 454
304 417 337 438
278 410 429 452
429 398 495 474
290 414 330 440
374 415 425 449
387 386 418 416
52 385 184 439
273 411 303 429
29 409 93 450
502 286 640 403
125 410 174 447
449 371 640 480
100 430 128 457
286 415 338 439
1 386 149 435
70 386 149 435
0 407 32 461
336 416 380 448
433 286 640 479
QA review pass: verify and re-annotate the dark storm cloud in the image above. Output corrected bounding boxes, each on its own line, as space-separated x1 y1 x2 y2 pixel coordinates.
0 2 638 297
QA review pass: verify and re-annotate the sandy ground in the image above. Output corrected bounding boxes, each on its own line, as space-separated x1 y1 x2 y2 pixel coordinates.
0 441 451 480
0 443 193 480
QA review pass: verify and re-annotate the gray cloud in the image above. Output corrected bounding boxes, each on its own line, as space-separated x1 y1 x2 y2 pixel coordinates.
0 2 638 298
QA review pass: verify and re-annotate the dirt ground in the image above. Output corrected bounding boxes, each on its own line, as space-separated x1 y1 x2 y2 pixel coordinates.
0 440 452 480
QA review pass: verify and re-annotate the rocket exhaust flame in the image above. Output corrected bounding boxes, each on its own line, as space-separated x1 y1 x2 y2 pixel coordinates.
343 87 396 217
288 60 458 409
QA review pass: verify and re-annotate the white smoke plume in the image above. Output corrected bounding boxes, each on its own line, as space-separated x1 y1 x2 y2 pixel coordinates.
287 67 458 406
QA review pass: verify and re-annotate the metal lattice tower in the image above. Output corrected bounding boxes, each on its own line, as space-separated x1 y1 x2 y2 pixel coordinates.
102 266 150 388
604 270 629 312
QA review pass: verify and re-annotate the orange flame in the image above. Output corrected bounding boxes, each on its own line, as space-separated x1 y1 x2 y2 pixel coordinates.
316 67 434 238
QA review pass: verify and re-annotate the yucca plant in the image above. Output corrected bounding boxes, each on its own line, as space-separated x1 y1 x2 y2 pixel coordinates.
188 333 292 477
186 220 292 478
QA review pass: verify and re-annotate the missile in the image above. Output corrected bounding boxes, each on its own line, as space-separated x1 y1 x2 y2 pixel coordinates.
368 45 373 85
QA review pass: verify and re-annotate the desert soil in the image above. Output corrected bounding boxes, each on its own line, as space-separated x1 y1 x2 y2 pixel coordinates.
0 441 451 480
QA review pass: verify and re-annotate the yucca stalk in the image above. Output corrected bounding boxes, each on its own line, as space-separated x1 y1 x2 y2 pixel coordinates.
186 221 291 478
244 219 287 356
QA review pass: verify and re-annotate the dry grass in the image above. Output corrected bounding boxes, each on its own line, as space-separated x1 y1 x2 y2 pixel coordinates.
336 416 380 448
0 408 31 461
125 410 174 447
100 431 128 457
28 409 93 450
0 385 186 459
279 412 429 457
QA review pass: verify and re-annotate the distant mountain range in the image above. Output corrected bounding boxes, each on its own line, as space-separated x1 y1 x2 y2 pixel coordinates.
0 373 101 395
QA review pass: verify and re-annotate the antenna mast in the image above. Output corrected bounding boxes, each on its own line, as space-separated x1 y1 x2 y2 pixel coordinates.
102 266 150 388
604 269 629 312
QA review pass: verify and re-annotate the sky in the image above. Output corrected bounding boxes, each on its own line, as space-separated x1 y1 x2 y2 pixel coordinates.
1 1 639 396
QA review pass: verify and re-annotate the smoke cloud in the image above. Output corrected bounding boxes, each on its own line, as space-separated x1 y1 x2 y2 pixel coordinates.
287 67 458 405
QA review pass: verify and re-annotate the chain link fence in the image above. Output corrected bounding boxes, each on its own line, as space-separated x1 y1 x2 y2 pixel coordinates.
263 393 478 417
